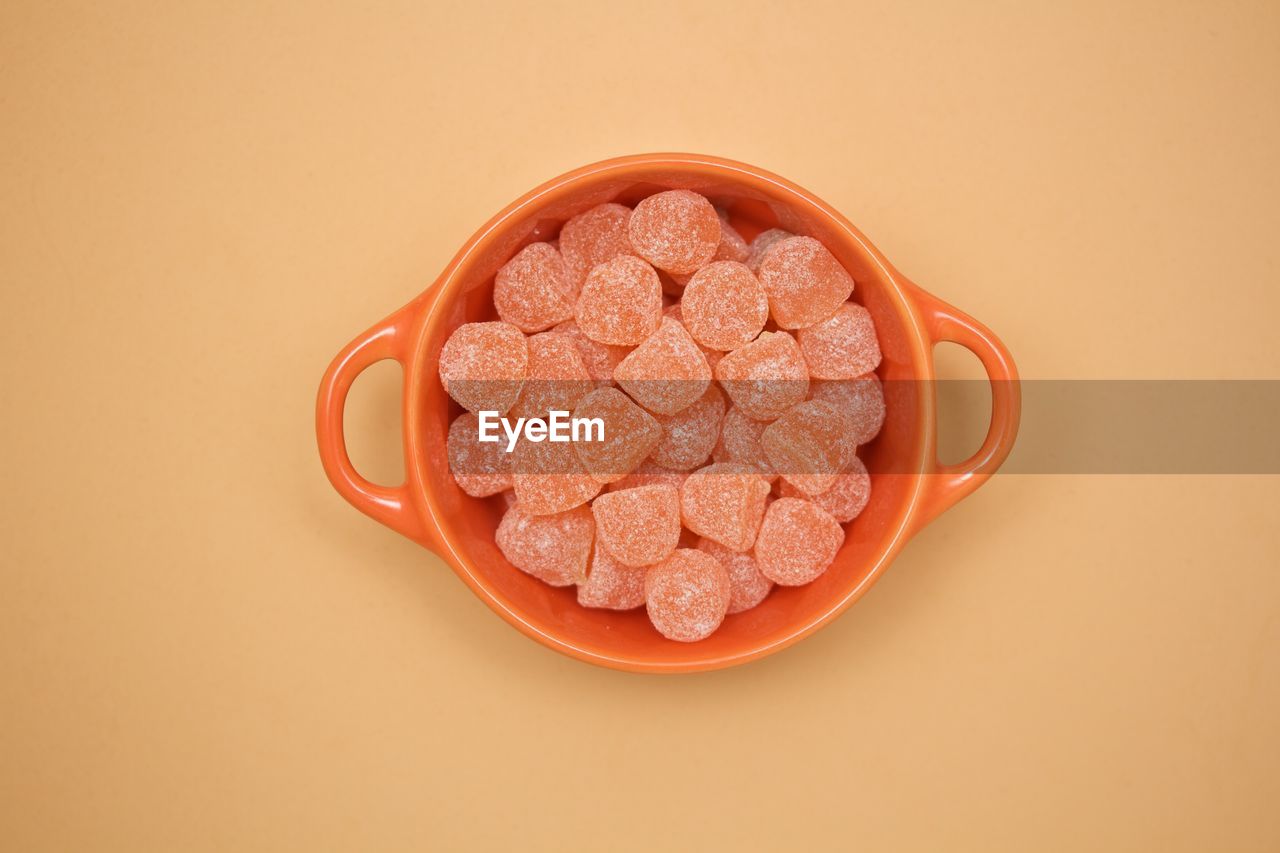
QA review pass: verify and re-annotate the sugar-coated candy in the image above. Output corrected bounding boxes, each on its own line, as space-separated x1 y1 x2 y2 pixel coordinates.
650 384 725 471
575 254 663 346
796 302 881 379
679 462 771 552
614 317 712 415
746 228 793 272
714 330 809 420
592 484 681 567
714 405 776 479
809 373 885 445
495 503 594 586
628 190 721 275
697 537 773 614
510 331 593 419
779 456 871 523
761 399 857 496
608 460 689 492
754 497 844 586
511 435 602 515
644 548 731 642
552 319 628 386
438 321 529 415
712 219 751 264
572 387 662 483
757 236 855 329
447 412 512 497
559 203 633 288
680 261 769 351
577 542 646 610
494 242 575 332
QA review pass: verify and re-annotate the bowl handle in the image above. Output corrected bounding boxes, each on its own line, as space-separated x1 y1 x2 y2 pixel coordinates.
316 304 437 550
902 278 1021 533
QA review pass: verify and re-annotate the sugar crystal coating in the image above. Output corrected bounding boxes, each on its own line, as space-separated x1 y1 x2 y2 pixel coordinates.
511 435 602 515
510 331 594 419
714 405 776 480
575 254 663 346
697 537 773 614
552 319 628 386
713 330 809 420
809 373 885 445
447 412 512 497
650 384 725 471
628 190 721 274
779 456 871 523
746 228 793 272
614 317 712 416
559 203 634 288
757 236 855 329
713 219 751 264
755 497 844 586
761 399 857 496
679 462 771 552
608 460 689 492
644 548 731 642
572 387 662 483
494 242 576 332
681 261 769 351
796 302 882 379
495 503 594 586
577 542 646 610
592 484 681 567
438 321 529 415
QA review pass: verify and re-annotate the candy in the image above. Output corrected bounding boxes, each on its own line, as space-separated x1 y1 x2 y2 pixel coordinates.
577 542 646 610
714 405 776 479
592 484 681 567
511 435 602 515
757 236 854 329
493 242 575 332
628 190 721 274
644 548 731 642
495 503 594 586
713 219 751 264
447 412 512 497
680 261 769 352
796 302 881 379
552 319 627 386
613 317 712 416
697 537 773 614
438 321 529 415
608 460 689 492
809 373 886 444
746 228 793 272
713 330 809 420
779 456 871 523
575 254 663 346
571 387 662 483
510 331 594 420
559 203 633 288
761 399 857 496
679 462 771 552
754 498 844 586
650 384 725 471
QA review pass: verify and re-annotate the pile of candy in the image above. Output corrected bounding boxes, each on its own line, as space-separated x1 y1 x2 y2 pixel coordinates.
439 190 884 642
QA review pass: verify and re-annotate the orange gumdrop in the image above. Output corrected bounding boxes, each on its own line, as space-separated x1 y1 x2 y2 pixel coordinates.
494 242 576 332
575 255 663 346
755 497 844 585
697 537 774 614
511 435 602 515
438 321 529 415
714 405 776 480
681 261 769 352
446 412 512 497
614 317 712 416
572 387 662 483
796 302 882 379
713 331 809 420
644 548 731 642
559 203 634 288
495 503 594 587
591 484 681 567
509 331 594 420
809 374 886 445
761 399 857 496
679 463 772 552
757 236 855 329
553 319 628 386
608 460 689 492
628 190 721 275
577 542 646 610
713 218 750 264
650 384 725 471
779 456 871 523
746 228 793 272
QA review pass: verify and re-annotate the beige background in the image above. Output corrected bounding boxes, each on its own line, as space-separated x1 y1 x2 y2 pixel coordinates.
2 1 1278 850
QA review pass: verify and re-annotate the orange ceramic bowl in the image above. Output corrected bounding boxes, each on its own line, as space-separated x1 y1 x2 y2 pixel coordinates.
317 154 1019 673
